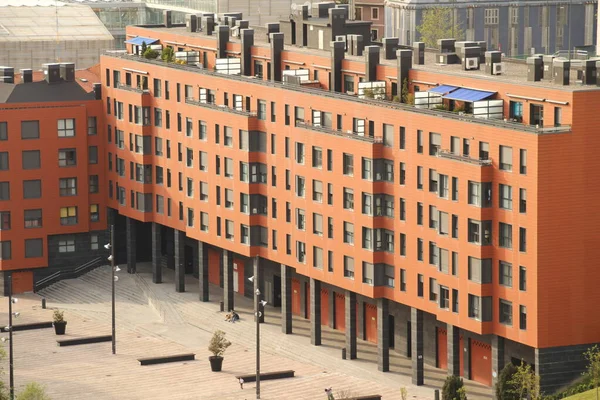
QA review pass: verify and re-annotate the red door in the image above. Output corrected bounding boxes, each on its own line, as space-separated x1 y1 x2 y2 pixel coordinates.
335 293 345 331
459 336 464 376
233 257 245 296
437 328 448 370
471 340 492 386
365 303 377 344
321 289 329 326
291 279 301 316
11 271 33 294
208 248 220 286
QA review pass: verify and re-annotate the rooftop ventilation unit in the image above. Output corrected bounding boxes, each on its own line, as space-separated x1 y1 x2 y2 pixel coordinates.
493 63 503 75
465 58 478 70
42 63 60 83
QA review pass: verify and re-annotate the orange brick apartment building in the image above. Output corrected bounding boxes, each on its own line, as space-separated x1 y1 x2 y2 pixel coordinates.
2 4 600 395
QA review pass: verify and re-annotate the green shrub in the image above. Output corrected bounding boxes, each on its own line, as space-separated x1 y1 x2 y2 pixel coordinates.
143 48 159 59
161 47 175 63
442 375 464 400
496 363 519 400
16 383 50 400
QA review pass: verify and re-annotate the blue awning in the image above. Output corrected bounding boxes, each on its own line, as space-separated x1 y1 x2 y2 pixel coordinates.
125 37 159 46
443 88 495 102
429 85 458 94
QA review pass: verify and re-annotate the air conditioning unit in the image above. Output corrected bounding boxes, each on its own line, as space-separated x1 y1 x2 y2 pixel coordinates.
493 63 503 75
466 57 478 70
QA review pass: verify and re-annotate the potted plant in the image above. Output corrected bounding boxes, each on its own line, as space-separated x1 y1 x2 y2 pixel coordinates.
53 310 67 335
208 330 231 372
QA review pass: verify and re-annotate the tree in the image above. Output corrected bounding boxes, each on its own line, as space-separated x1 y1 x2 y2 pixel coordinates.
401 78 414 105
495 363 520 400
416 8 464 49
442 375 464 400
141 41 148 55
585 345 600 400
161 47 175 63
509 362 541 400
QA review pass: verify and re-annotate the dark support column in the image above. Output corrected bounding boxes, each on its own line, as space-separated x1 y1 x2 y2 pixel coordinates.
198 240 209 302
345 290 357 359
310 278 321 346
125 217 136 274
357 300 365 340
253 257 264 323
151 222 162 284
463 337 471 379
448 324 461 376
223 250 234 311
492 335 505 395
411 307 424 386
377 298 390 372
328 289 335 329
281 264 292 334
174 229 185 293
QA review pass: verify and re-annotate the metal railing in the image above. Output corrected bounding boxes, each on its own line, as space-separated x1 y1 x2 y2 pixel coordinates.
34 257 104 292
116 83 148 94
296 121 383 144
439 150 493 166
104 52 572 135
185 98 257 117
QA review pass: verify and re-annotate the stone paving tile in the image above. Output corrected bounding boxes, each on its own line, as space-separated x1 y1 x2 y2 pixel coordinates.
20 263 494 400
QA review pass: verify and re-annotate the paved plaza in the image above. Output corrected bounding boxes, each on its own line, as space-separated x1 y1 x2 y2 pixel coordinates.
0 263 493 399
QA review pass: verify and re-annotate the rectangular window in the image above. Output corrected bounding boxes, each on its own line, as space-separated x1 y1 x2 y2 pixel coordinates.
429 278 438 302
343 222 354 245
58 149 77 167
362 262 374 285
328 217 334 239
295 142 305 164
520 149 527 174
468 219 492 245
343 153 354 176
519 188 527 213
343 256 354 279
88 146 98 164
59 206 78 225
22 150 40 170
499 184 513 210
417 274 424 297
58 238 75 253
21 120 40 139
399 162 406 185
417 130 423 153
327 183 333 205
499 261 513 287
327 149 333 171
0 182 9 201
452 289 459 313
519 266 527 291
312 180 323 203
429 133 441 156
200 212 209 231
0 122 6 140
439 286 449 309
90 204 100 221
313 246 323 269
0 211 10 230
519 227 527 252
343 188 354 210
296 241 306 263
400 269 406 291
225 219 234 240
312 146 322 168
313 213 323 236
417 238 423 261
452 215 458 238
296 208 306 230
383 124 394 147
295 176 305 197
520 305 527 330
417 202 423 225
23 180 41 199
87 117 97 135
59 177 77 196
417 166 423 189
500 299 513 325
468 257 492 283
499 223 513 248
57 118 75 137
400 233 406 256
500 145 513 171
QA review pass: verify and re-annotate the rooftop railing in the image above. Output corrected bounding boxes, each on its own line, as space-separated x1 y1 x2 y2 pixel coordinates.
117 83 148 94
296 121 383 144
438 150 493 166
185 97 257 117
104 52 572 135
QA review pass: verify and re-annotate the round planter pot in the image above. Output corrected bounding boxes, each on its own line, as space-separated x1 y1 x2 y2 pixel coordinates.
54 321 67 335
209 356 223 372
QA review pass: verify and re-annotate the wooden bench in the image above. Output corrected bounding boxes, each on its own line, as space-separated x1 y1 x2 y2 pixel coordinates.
138 353 196 366
57 335 112 347
235 370 295 383
0 321 53 332
346 396 382 400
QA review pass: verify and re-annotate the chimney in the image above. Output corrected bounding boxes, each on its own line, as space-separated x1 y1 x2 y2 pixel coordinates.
542 55 555 80
477 41 487 64
241 29 254 77
205 15 215 36
583 59 596 85
0 66 14 83
329 8 346 39
164 10 172 28
93 83 102 100
20 69 32 83
353 34 364 56
484 51 502 75
270 32 284 82
186 14 198 32
383 37 398 60
397 49 412 98
43 63 60 83
553 59 570 86
60 62 75 82
330 40 345 93
365 45 380 82
413 42 425 65
217 26 230 59
266 23 280 43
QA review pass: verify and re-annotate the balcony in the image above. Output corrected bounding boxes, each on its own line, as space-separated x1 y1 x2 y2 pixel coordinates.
438 150 492 166
117 83 149 94
185 98 257 118
296 121 383 144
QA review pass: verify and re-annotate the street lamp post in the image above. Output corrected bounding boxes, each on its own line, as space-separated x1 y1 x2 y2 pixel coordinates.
5 275 19 400
248 275 267 400
105 224 119 355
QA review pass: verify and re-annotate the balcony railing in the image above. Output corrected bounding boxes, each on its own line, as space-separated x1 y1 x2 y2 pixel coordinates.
185 98 256 117
296 121 383 144
438 150 492 166
103 52 572 135
116 83 149 94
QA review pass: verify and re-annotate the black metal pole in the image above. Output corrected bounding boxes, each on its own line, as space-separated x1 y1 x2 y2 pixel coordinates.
8 275 14 400
256 290 260 400
111 224 116 355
